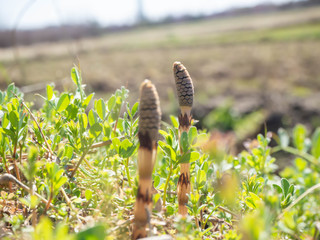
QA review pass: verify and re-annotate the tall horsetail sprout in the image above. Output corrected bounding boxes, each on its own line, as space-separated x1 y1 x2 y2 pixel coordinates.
173 61 194 216
133 80 161 240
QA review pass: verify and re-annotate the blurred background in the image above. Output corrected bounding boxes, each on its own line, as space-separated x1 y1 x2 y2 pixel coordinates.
1 0 320 139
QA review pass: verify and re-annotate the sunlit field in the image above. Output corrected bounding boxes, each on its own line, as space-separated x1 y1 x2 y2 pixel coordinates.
1 6 320 240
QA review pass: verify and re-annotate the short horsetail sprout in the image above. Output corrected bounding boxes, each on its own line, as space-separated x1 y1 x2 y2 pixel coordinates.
173 61 194 216
133 80 161 240
173 61 194 117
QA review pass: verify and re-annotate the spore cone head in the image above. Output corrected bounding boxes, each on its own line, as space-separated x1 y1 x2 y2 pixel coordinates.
173 61 194 108
138 80 161 147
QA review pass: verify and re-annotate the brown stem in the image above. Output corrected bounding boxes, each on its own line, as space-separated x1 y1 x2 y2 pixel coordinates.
113 119 118 134
133 80 161 239
91 140 112 149
70 148 90 179
19 144 23 164
133 178 153 240
32 209 37 227
45 191 53 213
177 112 192 216
177 163 190 216
13 144 21 182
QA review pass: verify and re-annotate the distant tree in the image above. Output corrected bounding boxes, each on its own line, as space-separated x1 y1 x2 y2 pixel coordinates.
300 0 320 6
307 0 320 5
136 0 147 24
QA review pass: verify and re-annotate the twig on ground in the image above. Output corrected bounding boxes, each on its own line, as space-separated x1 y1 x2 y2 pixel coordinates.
0 173 51 206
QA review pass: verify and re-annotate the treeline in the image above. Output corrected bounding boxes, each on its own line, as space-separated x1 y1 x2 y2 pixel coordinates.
0 0 319 48
0 23 126 48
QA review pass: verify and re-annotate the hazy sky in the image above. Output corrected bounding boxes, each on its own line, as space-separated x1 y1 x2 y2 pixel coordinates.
0 0 296 30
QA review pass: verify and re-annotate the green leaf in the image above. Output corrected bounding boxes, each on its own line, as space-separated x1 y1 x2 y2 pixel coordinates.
95 99 106 120
75 225 106 240
245 192 262 209
159 130 168 138
294 158 307 171
11 98 19 110
7 83 17 100
2 128 16 140
180 131 189 153
119 139 136 158
120 139 132 150
107 95 116 111
82 93 94 109
53 174 67 194
154 175 160 188
281 194 293 209
281 178 290 197
311 127 320 158
103 122 111 139
64 145 74 159
170 115 179 129
79 113 88 131
85 189 93 201
34 217 53 240
30 195 41 208
66 104 78 120
197 170 206 188
273 184 283 194
46 85 54 100
19 197 31 208
293 124 307 151
278 128 289 148
159 141 176 161
245 198 255 209
166 205 175 216
2 113 9 128
9 110 19 129
88 109 98 126
131 102 139 117
24 146 38 181
179 151 200 164
89 123 102 139
188 126 197 145
112 138 121 153
71 67 81 86
56 93 70 112
288 184 294 195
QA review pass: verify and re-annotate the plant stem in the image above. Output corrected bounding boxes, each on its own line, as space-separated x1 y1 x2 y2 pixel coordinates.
163 164 173 207
70 147 90 179
0 173 51 206
13 143 21 181
17 97 53 156
90 136 126 149
60 187 73 210
125 157 132 188
45 190 53 212
19 144 23 164
2 155 10 174
217 206 240 219
272 146 318 166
